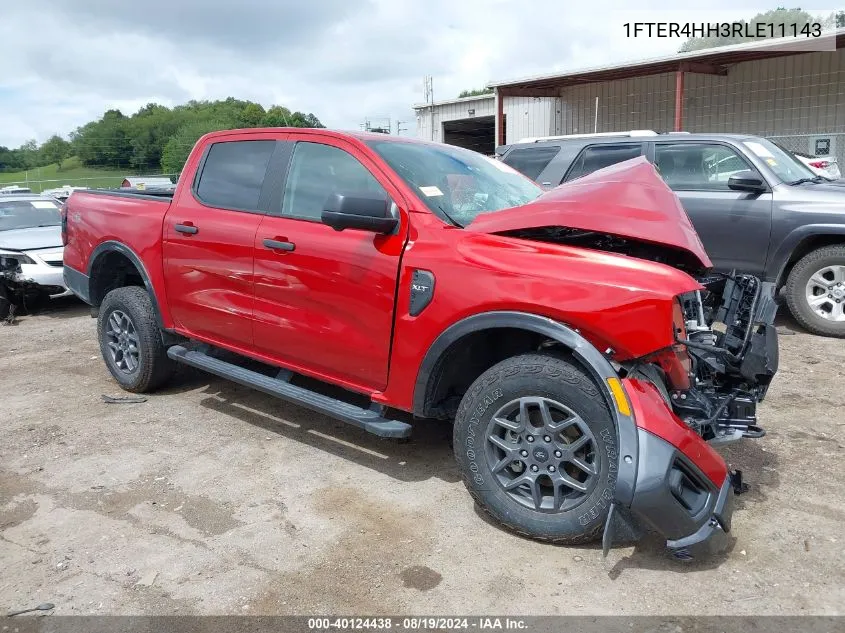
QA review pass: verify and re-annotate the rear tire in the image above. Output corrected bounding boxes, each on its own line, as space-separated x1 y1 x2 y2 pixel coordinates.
785 245 845 338
97 286 174 392
453 353 616 544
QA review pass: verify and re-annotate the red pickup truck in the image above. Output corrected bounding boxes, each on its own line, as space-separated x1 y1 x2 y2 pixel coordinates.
63 128 778 559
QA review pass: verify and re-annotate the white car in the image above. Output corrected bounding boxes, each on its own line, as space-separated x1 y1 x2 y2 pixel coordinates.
0 195 70 318
790 151 840 180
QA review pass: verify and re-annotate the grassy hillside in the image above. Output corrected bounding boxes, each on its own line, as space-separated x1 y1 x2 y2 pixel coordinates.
0 157 172 192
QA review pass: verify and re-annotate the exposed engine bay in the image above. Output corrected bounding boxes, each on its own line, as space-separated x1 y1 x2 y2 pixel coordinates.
667 275 779 443
502 226 779 445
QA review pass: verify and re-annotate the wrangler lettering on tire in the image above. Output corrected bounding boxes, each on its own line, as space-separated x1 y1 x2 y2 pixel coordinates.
453 353 616 544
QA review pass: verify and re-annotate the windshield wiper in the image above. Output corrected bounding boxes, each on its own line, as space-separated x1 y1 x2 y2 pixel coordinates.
433 201 464 228
789 176 826 185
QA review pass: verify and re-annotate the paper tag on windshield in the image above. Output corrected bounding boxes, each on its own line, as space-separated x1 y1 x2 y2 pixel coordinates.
32 201 58 209
419 186 444 197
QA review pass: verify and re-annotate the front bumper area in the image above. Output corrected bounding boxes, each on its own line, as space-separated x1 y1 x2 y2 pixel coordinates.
1 247 70 298
612 378 734 559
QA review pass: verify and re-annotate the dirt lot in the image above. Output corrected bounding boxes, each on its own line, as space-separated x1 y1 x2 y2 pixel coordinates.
1 297 844 616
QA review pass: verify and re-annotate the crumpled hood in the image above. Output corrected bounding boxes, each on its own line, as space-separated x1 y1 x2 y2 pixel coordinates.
0 225 62 251
468 157 713 269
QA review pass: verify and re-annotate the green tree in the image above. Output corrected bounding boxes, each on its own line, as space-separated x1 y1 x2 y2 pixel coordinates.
262 105 293 127
15 98 324 173
19 140 40 170
40 135 71 166
679 7 817 52
458 88 493 98
160 119 230 174
238 102 266 127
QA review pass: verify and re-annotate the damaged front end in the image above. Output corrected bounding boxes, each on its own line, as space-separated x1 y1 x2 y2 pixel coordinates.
468 158 780 559
609 273 779 559
0 253 49 319
642 273 779 445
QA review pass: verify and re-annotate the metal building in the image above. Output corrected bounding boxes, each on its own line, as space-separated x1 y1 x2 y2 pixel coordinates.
414 29 845 164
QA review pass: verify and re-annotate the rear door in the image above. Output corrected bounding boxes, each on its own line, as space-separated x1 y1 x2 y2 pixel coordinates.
251 135 407 392
163 137 278 349
651 141 773 275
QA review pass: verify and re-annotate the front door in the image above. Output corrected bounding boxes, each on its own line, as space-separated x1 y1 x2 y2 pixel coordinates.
252 136 407 392
653 142 773 276
162 138 277 349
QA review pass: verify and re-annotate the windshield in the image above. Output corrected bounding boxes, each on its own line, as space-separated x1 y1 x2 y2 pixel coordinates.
368 141 543 227
0 199 61 231
743 139 817 184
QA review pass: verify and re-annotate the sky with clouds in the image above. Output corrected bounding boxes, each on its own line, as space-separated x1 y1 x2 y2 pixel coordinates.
0 0 777 147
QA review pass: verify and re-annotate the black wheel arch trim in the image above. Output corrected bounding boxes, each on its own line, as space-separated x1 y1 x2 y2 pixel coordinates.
87 240 165 328
767 224 845 285
414 310 639 505
63 264 91 305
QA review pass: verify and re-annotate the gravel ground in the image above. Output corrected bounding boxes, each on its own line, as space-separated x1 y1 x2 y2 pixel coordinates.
1 297 843 616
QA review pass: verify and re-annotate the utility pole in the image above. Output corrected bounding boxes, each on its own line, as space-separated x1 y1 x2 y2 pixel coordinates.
423 75 435 141
395 120 408 135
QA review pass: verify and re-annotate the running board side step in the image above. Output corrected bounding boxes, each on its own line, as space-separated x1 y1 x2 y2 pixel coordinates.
166 345 412 438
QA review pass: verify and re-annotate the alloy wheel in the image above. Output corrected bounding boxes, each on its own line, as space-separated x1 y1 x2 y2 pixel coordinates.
105 309 140 373
484 396 599 512
805 264 845 322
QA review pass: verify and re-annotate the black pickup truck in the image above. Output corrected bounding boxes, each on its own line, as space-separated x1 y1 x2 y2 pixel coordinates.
497 133 845 337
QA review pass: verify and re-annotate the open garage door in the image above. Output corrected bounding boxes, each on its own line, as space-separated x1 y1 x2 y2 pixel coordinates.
443 116 495 155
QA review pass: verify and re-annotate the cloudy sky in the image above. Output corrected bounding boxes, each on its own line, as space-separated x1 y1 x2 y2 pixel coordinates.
0 0 773 147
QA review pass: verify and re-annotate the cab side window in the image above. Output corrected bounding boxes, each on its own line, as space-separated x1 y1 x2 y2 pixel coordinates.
282 142 387 220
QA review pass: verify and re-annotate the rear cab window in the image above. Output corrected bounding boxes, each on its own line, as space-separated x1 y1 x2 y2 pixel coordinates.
563 143 643 182
502 146 560 181
194 140 276 211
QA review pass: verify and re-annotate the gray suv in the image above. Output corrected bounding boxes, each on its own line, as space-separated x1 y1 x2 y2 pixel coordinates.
497 132 845 337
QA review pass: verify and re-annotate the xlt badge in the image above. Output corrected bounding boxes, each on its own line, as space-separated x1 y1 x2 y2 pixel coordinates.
409 269 435 316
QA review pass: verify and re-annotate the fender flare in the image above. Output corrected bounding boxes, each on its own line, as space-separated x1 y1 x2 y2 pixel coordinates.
414 310 639 505
766 224 845 284
87 240 164 327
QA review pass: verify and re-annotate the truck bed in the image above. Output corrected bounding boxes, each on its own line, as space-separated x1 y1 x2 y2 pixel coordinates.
82 188 175 201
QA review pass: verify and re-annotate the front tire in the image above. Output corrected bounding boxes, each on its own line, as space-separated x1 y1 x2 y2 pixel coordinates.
453 353 616 544
97 286 174 392
785 245 845 337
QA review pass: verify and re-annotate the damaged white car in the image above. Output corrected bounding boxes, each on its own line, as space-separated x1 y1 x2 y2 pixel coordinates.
0 194 70 319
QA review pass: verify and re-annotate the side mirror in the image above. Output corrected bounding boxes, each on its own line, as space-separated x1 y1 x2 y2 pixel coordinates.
321 192 398 234
728 170 766 193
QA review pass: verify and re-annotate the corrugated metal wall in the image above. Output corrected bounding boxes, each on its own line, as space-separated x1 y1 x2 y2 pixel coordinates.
503 97 562 142
558 73 676 134
684 49 845 135
555 49 845 138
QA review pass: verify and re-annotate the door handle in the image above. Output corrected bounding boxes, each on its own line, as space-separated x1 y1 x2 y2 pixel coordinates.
263 238 295 252
174 223 198 235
